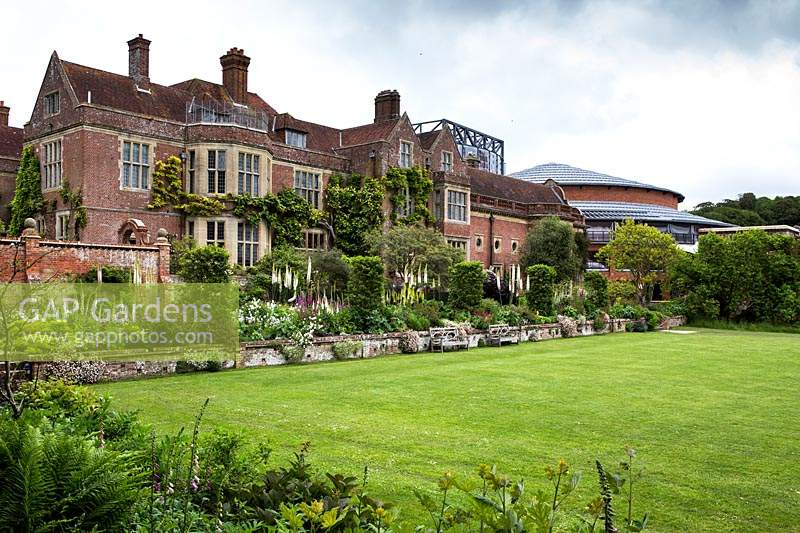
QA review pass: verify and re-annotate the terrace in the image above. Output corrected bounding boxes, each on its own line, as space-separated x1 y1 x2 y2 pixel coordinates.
186 98 270 131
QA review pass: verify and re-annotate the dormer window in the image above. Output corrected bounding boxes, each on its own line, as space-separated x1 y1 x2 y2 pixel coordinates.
44 92 60 116
286 130 307 149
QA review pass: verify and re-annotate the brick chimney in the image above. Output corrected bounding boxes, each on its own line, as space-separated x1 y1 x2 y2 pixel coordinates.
0 101 8 127
127 34 151 87
374 90 400 123
220 48 250 104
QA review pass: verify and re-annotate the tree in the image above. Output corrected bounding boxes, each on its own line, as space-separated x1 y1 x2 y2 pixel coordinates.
670 230 800 323
520 216 582 282
365 224 463 288
584 271 609 313
596 220 680 304
526 264 557 316
177 246 231 283
324 174 386 255
448 261 485 310
8 146 44 236
346 256 385 316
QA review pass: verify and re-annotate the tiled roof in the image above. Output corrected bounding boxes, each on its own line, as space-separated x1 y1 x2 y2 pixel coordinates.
510 162 685 202
62 61 190 122
0 126 23 159
467 167 565 204
340 120 398 147
418 130 440 150
273 113 342 152
570 201 732 226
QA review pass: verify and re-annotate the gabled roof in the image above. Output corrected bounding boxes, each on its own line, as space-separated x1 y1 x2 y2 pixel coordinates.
571 201 731 226
0 126 23 159
418 130 441 150
510 163 685 202
467 167 566 205
62 60 190 122
340 119 399 147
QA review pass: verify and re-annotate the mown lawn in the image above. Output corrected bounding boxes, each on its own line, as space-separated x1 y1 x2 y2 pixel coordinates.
95 329 800 531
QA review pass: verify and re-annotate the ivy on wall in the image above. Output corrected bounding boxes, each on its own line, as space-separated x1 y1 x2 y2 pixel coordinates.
233 189 322 248
324 174 386 256
148 156 224 217
386 166 434 226
8 146 44 236
58 180 87 240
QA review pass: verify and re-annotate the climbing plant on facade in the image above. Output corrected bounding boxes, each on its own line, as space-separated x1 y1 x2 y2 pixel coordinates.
58 180 87 240
386 166 434 225
324 173 386 255
233 189 321 247
8 146 44 236
147 156 224 216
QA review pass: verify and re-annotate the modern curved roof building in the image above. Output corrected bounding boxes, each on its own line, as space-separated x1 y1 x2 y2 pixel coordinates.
510 163 729 268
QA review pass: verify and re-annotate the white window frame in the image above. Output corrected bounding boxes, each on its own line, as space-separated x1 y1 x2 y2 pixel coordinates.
474 234 484 251
238 152 260 195
446 189 468 222
441 151 453 172
121 140 150 190
42 139 62 190
207 150 227 194
294 170 321 208
399 140 413 168
237 221 260 267
285 130 308 149
493 237 503 253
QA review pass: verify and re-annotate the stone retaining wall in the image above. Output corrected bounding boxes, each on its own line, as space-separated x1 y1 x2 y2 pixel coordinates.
86 316 684 381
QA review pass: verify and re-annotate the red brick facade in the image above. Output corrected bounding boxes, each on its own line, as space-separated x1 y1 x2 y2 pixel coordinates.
15 34 585 275
557 185 680 209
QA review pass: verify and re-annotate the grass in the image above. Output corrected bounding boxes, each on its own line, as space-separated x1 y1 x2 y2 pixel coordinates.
94 328 800 532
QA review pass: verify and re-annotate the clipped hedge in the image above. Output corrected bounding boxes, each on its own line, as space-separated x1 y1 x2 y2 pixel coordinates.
526 264 557 316
449 261 485 309
346 256 385 316
178 245 231 283
584 271 609 313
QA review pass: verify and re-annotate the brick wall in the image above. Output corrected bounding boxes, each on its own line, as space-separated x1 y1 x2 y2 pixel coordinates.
0 228 170 283
561 185 680 208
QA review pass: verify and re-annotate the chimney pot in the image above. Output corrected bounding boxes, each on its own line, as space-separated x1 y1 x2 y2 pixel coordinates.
374 89 400 123
220 48 251 104
127 34 151 88
0 101 9 127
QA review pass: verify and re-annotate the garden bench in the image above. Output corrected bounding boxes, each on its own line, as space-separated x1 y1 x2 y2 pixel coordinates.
429 327 469 352
487 324 520 346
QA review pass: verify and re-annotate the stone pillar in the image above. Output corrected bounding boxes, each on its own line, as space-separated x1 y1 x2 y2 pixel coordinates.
155 228 171 283
20 218 41 281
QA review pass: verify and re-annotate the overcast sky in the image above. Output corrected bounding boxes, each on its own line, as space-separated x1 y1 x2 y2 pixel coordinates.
2 0 798 208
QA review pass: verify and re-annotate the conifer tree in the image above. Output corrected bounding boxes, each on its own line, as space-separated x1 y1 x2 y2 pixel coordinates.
8 146 44 235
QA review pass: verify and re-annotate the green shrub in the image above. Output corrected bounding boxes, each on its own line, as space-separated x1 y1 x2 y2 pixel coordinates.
178 245 231 283
584 271 609 312
404 310 431 331
412 300 444 327
526 264 557 316
317 308 357 336
608 280 639 305
346 256 385 317
282 345 306 363
332 340 363 360
448 261 485 310
609 303 646 320
81 266 132 283
0 418 142 531
492 305 525 326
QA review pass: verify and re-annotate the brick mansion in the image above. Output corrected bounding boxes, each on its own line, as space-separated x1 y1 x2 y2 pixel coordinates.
0 34 726 275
